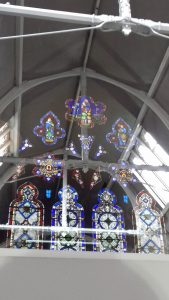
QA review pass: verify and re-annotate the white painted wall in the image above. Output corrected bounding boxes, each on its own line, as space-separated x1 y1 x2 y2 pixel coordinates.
0 250 168 300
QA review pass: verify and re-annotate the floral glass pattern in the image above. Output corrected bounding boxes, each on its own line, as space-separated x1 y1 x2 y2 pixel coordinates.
33 111 66 145
134 191 164 254
78 135 94 151
66 141 77 155
33 155 62 181
7 182 44 249
95 145 107 158
65 96 107 128
51 185 85 251
72 170 84 188
92 189 126 252
106 118 132 151
90 171 102 190
19 139 33 152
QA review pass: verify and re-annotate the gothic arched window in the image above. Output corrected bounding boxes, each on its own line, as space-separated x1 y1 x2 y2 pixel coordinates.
92 189 126 252
51 185 85 251
134 191 164 254
8 182 44 249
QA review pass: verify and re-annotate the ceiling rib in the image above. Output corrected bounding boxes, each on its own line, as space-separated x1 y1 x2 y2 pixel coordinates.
11 0 24 157
1 68 169 131
0 0 25 191
106 46 169 203
120 46 169 162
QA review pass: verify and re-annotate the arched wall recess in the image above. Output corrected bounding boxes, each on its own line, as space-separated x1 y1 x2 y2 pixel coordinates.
0 67 168 131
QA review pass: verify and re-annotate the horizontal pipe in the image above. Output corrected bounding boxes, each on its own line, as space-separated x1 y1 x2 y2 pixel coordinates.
1 224 140 235
0 3 103 24
0 4 169 35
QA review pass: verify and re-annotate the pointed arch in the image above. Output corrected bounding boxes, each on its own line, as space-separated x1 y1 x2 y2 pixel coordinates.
133 191 164 254
7 182 44 249
51 185 85 251
92 189 127 252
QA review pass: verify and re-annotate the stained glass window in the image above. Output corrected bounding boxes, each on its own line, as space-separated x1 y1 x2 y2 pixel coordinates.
51 185 85 251
72 170 84 188
7 182 44 249
90 171 102 190
33 111 65 145
33 155 62 181
92 189 126 252
134 191 164 254
66 141 77 155
78 134 94 151
106 118 132 151
19 138 33 152
95 145 107 158
46 189 52 199
65 96 107 128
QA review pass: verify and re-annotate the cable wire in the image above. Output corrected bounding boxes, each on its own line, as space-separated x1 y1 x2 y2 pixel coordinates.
151 28 169 40
0 21 106 41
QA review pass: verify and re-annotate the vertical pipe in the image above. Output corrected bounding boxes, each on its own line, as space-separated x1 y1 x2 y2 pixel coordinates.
118 0 131 35
62 156 67 228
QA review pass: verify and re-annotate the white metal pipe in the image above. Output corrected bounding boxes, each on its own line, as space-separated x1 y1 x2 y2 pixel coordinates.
0 3 103 24
0 4 169 35
1 224 140 235
118 0 131 35
118 0 131 18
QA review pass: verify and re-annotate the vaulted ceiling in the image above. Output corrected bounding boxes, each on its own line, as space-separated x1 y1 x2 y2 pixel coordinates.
0 0 169 216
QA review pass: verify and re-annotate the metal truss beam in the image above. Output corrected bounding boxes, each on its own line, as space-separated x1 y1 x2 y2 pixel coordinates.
1 3 169 36
1 68 169 131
